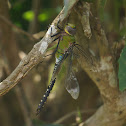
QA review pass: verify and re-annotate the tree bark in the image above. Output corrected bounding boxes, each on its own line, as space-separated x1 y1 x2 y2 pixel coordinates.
73 1 126 126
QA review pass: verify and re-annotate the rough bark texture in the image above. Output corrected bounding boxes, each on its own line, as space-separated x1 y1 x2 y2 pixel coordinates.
73 2 126 126
0 0 126 126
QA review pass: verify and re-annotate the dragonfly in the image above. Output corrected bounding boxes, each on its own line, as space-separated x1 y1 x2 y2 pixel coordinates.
36 21 93 115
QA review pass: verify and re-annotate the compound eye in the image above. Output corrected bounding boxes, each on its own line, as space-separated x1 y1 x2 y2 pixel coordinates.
66 26 76 35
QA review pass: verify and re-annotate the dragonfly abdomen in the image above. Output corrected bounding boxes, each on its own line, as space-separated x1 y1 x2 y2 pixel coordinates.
52 58 63 79
36 78 56 115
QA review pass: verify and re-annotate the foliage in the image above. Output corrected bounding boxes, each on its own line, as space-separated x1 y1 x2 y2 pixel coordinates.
118 45 126 91
23 10 34 21
10 0 61 30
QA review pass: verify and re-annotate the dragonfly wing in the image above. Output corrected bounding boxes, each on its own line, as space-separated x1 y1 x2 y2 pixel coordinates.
64 48 80 100
65 71 80 99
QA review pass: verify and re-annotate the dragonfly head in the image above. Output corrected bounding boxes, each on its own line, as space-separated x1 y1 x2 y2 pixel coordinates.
65 23 76 36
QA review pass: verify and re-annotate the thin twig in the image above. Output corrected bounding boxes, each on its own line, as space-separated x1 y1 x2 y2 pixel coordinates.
53 109 96 124
0 15 37 41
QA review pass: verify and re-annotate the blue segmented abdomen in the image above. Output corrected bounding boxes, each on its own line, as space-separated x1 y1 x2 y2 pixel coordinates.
36 60 62 115
36 78 56 115
36 51 69 115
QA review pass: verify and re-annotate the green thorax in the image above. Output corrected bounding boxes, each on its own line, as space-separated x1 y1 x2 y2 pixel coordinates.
55 34 75 59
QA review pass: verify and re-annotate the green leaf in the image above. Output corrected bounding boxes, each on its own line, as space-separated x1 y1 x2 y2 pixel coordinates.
22 10 34 21
118 45 126 91
38 13 49 22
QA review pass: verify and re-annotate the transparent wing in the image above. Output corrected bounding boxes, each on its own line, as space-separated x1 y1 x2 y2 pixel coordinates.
65 71 79 99
64 49 80 99
74 44 94 66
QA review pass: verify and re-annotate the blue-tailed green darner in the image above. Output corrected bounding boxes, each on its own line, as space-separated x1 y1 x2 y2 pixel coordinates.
36 22 93 115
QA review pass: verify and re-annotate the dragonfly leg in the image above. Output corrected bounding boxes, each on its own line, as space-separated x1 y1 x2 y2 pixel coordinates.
53 38 60 54
51 32 61 37
44 37 61 57
57 19 63 31
50 20 62 37
56 51 64 55
52 36 60 42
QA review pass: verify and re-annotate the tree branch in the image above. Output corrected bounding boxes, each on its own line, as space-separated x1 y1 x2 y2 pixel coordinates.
0 15 37 41
0 0 79 96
